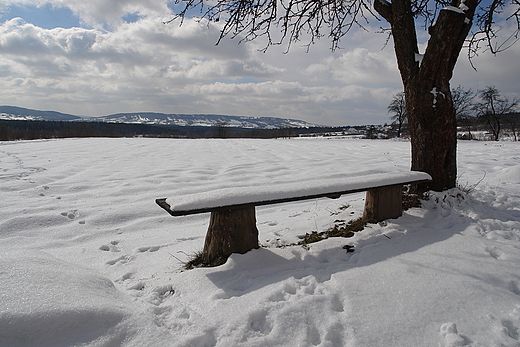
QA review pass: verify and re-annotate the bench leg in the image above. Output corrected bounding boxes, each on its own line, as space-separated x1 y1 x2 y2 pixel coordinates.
202 206 259 265
362 185 403 223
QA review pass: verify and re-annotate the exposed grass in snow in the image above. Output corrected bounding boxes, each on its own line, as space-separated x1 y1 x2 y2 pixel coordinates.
298 189 426 247
297 217 366 246
183 250 228 270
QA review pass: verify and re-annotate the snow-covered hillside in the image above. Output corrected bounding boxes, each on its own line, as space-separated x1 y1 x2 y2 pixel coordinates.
1 138 519 347
0 106 319 129
98 112 318 129
0 106 81 121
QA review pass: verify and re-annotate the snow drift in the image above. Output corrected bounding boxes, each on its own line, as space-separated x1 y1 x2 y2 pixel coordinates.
1 137 519 347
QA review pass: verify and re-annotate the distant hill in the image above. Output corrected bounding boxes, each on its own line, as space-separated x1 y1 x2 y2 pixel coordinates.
0 106 82 121
0 106 319 129
97 112 317 129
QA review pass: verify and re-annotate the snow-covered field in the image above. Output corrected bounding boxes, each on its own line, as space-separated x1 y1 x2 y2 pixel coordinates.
1 137 519 347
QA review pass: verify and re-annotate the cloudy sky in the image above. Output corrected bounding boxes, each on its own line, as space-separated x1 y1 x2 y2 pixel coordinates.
0 0 519 126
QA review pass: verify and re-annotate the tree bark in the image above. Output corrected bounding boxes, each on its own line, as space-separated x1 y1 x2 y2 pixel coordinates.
408 6 473 191
375 0 477 191
407 83 457 191
202 206 259 264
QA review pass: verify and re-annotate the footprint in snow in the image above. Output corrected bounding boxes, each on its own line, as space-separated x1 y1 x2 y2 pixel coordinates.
242 276 349 345
485 246 504 260
500 319 519 340
487 307 520 344
440 322 468 347
248 308 272 335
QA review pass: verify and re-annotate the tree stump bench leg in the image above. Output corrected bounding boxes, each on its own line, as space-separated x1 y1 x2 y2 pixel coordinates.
362 185 403 223
202 206 259 264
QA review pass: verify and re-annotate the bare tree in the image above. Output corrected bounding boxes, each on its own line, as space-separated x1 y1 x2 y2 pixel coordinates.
452 85 476 139
494 94 519 140
277 125 294 138
169 0 519 191
504 113 520 141
213 121 229 138
475 86 519 141
168 0 519 265
388 92 407 137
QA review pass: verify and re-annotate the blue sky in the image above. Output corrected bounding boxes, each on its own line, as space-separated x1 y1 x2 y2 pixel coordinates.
0 1 518 125
1 4 81 29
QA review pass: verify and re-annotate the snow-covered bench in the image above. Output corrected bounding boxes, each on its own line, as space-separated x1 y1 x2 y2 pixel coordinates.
156 171 431 265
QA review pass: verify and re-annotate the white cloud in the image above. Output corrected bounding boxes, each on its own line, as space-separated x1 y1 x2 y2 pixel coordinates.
177 81 397 125
305 47 400 85
452 17 520 96
0 0 519 126
0 16 265 79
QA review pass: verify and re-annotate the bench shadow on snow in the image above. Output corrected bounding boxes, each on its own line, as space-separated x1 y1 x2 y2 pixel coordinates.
204 197 482 298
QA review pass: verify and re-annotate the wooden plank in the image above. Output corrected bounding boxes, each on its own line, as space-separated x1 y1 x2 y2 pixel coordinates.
156 174 431 217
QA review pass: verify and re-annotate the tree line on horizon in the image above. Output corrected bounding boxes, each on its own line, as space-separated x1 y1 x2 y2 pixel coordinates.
0 119 362 141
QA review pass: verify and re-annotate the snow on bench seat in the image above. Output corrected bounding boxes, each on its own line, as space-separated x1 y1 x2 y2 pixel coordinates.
156 170 431 264
158 171 432 216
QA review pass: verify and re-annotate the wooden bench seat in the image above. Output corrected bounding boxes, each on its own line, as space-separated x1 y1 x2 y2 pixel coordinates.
156 171 431 265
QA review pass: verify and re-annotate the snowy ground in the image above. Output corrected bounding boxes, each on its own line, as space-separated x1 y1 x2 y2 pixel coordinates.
1 137 519 347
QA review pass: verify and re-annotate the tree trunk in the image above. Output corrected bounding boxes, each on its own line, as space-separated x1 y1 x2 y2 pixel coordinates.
375 0 477 192
407 80 457 191
202 206 259 264
492 114 501 141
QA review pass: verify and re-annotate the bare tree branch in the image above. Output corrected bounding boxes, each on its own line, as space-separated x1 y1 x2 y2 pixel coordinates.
168 0 519 59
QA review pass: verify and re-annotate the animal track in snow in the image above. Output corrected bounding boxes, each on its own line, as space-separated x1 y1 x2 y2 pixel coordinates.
0 151 46 180
148 284 175 306
289 209 311 218
106 255 133 266
114 272 134 283
61 210 79 220
476 217 520 243
176 236 202 242
128 281 146 291
509 280 520 296
136 245 161 253
99 240 120 252
260 220 279 227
